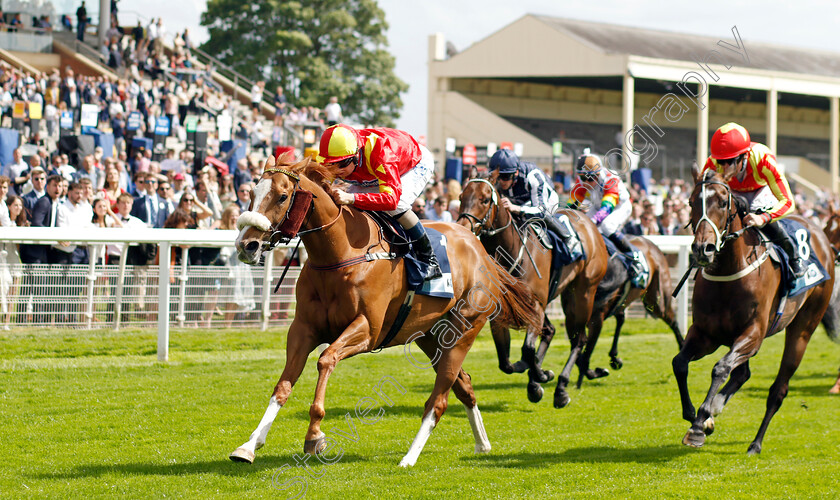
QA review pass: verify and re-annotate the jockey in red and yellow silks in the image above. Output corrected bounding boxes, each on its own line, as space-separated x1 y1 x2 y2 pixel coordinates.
319 124 441 280
702 122 806 278
702 141 794 223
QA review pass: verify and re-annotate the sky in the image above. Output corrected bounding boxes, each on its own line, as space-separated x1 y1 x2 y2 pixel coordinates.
62 0 840 136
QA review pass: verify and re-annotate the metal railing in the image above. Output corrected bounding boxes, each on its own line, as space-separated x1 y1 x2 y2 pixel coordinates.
0 229 696 361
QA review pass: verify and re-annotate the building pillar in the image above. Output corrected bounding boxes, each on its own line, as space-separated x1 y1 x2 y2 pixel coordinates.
621 71 634 179
696 86 710 168
766 87 778 153
99 0 111 48
831 96 839 195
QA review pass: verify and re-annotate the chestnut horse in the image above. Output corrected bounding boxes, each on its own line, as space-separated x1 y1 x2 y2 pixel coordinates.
231 156 541 467
458 173 608 407
673 164 834 454
821 207 840 393
575 235 684 389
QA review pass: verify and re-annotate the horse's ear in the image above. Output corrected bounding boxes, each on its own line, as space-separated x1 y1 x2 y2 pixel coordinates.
263 155 276 172
691 161 703 183
830 200 838 215
488 170 499 183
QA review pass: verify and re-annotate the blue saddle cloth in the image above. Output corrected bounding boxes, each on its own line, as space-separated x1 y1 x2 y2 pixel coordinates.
543 214 587 299
773 219 829 297
403 228 454 298
363 212 454 299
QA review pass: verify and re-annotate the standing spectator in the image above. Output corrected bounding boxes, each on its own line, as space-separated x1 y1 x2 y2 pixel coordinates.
72 155 100 189
235 182 252 212
146 18 158 53
9 148 29 195
2 194 26 330
105 193 145 264
411 198 426 220
154 18 165 54
233 158 251 193
0 176 10 227
219 173 236 205
76 1 87 41
53 182 92 265
324 96 342 126
425 196 452 222
153 180 176 227
100 167 124 210
250 80 264 112
273 86 287 127
639 211 662 236
22 167 46 216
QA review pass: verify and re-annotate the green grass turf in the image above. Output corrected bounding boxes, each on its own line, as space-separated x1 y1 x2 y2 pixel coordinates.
1 319 839 499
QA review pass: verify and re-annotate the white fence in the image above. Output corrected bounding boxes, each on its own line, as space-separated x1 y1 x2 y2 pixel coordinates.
0 228 695 361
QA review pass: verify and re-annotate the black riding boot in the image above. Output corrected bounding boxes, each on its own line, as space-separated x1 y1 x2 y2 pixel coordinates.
762 220 807 279
608 231 645 284
544 214 581 256
406 220 443 281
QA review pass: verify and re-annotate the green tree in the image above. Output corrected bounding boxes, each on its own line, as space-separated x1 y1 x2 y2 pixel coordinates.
201 0 407 127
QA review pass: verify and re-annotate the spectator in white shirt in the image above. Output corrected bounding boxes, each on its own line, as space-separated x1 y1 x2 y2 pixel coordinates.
324 96 342 126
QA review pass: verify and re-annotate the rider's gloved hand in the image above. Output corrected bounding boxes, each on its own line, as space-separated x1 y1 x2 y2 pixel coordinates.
743 212 771 228
591 208 609 224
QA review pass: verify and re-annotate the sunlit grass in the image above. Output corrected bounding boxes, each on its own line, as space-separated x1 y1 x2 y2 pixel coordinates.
1 319 839 498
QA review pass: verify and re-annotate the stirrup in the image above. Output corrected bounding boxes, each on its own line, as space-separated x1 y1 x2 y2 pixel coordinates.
790 258 808 279
424 259 442 281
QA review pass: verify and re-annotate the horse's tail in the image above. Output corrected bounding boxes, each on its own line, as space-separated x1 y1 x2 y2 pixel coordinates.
489 259 542 333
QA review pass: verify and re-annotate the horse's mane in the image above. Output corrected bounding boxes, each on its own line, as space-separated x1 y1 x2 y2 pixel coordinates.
272 153 336 192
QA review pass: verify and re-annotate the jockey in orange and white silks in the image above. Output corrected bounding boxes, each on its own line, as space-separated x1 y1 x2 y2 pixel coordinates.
702 122 806 278
319 124 441 280
567 153 646 284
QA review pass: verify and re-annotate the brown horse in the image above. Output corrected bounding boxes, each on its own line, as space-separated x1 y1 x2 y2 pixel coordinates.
821 207 840 393
673 164 834 454
458 173 608 407
574 235 684 389
231 156 541 467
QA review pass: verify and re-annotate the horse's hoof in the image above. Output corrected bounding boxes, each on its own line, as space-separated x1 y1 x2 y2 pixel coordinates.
304 432 327 455
527 382 544 403
682 430 705 448
533 368 552 384
590 367 610 379
829 384 840 395
747 442 761 455
229 447 255 464
610 358 624 370
510 360 528 373
553 390 571 409
499 364 514 375
703 417 715 436
474 443 491 454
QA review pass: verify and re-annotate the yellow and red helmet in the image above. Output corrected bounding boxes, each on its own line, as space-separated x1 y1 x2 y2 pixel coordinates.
319 124 362 163
710 122 751 160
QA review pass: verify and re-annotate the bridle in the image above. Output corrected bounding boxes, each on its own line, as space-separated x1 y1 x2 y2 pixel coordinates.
456 178 512 237
691 177 741 253
258 167 343 252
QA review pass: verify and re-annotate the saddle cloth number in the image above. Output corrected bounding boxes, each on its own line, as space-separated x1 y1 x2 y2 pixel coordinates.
795 229 810 260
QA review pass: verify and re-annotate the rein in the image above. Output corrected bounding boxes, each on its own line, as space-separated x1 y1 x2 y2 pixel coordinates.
457 179 513 237
691 177 768 282
260 167 343 251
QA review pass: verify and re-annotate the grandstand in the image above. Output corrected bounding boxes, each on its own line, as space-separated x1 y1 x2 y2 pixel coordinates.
0 0 330 335
428 15 840 192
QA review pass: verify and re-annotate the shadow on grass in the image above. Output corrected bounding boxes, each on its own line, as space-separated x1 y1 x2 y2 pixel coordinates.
288 402 511 421
460 444 723 467
35 453 370 479
740 383 837 397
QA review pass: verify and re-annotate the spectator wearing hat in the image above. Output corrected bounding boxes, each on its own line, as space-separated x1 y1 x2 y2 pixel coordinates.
171 172 187 201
